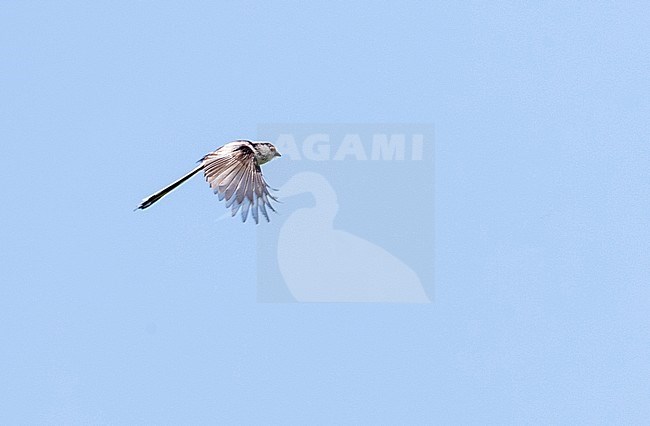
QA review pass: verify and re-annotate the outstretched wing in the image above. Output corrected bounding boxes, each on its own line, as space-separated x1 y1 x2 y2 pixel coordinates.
202 143 278 224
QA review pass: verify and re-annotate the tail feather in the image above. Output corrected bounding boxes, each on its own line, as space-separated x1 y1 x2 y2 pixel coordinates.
136 165 203 210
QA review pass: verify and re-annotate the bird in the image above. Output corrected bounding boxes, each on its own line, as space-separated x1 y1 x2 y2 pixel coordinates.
136 140 282 223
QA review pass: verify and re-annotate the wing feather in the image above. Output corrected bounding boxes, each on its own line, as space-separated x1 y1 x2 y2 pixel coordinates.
201 142 278 223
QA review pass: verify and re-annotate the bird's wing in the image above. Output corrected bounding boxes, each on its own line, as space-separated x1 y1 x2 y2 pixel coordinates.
202 144 278 224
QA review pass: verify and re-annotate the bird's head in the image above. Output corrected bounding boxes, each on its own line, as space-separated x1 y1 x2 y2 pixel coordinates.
253 141 282 165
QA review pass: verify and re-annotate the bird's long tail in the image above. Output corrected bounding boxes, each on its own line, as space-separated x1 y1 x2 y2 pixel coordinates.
136 165 204 210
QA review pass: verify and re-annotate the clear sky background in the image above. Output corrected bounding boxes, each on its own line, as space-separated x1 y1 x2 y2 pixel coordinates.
2 1 649 424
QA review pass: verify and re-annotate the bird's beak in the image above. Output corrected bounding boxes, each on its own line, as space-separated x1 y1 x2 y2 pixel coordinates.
275 150 282 157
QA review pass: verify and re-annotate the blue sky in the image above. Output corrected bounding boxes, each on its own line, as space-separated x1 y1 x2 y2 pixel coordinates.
2 1 649 424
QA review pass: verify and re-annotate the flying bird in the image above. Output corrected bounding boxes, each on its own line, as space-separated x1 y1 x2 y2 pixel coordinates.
136 140 281 223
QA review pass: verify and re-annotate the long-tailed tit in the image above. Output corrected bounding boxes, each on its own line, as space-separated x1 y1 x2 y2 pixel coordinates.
136 140 281 223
